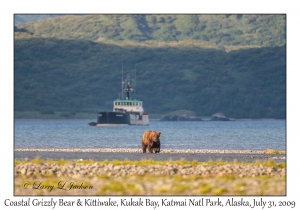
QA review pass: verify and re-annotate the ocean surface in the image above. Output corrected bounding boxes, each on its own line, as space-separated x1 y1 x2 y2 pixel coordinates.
14 119 286 151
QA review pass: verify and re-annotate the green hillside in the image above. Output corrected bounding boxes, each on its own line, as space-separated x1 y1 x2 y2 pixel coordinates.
14 14 286 119
14 37 286 119
16 14 286 49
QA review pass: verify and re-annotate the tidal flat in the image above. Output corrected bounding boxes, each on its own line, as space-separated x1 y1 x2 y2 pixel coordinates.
14 158 286 196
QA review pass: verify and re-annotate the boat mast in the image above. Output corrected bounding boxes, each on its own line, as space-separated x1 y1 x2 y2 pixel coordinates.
123 75 133 100
120 64 135 100
134 64 136 97
121 63 124 100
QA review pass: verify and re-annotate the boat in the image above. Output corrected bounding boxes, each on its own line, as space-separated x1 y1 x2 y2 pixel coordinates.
90 72 149 126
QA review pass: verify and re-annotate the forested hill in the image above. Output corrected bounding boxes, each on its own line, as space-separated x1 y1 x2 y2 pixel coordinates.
14 14 286 119
14 38 286 119
15 14 286 49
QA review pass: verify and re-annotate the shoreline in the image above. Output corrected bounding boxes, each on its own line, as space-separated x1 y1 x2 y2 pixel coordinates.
14 148 284 154
14 148 286 163
14 118 286 121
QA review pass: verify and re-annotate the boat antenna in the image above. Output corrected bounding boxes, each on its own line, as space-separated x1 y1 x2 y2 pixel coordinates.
127 75 131 100
135 64 137 97
121 63 124 100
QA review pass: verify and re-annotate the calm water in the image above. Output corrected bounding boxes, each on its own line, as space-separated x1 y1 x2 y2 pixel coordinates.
14 119 286 151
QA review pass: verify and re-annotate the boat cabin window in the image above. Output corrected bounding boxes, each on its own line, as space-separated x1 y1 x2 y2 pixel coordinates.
115 101 142 107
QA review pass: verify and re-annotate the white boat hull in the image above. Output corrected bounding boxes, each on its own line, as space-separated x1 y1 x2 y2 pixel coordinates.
129 113 149 125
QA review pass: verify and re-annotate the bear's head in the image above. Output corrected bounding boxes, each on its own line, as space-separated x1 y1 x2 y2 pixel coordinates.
150 131 161 142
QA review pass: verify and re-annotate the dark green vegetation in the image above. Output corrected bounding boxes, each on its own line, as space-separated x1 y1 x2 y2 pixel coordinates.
14 15 286 119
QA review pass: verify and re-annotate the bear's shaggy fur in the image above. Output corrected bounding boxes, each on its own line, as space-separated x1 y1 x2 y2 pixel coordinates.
142 130 161 153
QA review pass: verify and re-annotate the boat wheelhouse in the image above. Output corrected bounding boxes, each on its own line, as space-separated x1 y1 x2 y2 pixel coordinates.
113 100 143 113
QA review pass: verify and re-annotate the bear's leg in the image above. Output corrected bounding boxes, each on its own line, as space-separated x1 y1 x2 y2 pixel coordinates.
148 146 153 153
142 144 147 153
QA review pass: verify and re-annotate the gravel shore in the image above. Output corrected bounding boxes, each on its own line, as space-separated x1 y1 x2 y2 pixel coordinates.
14 160 286 195
15 162 285 178
14 149 286 195
14 148 286 163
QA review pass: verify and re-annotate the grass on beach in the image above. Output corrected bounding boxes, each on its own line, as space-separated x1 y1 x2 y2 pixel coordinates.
14 157 286 196
263 149 286 154
14 172 286 196
14 156 286 168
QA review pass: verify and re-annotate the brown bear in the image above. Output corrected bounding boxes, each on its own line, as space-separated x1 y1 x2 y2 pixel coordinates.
142 130 161 153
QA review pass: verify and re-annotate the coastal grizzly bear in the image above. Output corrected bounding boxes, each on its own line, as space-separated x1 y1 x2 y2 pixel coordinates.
142 130 161 153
